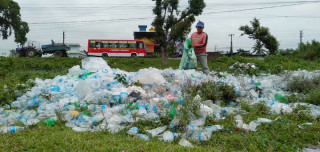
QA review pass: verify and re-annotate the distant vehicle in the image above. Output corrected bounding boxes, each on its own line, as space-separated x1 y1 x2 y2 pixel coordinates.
87 39 147 57
41 43 70 57
14 41 42 57
14 40 70 57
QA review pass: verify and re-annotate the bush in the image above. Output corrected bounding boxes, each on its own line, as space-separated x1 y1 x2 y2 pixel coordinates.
188 81 237 105
290 40 320 60
305 88 320 105
287 75 317 93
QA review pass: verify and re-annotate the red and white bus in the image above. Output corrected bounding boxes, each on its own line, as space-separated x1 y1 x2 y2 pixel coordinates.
88 39 147 57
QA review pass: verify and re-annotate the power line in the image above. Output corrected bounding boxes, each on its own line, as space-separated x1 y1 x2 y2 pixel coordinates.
204 1 320 14
23 1 319 25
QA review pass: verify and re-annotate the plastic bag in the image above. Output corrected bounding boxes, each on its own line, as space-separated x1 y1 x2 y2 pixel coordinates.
179 38 197 70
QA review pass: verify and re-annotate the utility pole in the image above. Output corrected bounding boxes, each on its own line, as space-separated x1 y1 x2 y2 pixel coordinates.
299 30 303 45
63 31 65 44
229 34 234 56
215 45 217 52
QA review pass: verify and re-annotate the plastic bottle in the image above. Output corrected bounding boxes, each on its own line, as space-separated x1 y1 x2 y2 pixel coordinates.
163 131 174 142
72 126 90 132
190 130 212 142
178 138 194 148
1 126 25 133
50 85 60 92
44 118 55 126
274 94 288 104
205 126 218 133
136 134 150 141
234 114 243 130
128 127 139 135
62 111 79 122
138 105 147 115
169 118 180 132
145 126 167 137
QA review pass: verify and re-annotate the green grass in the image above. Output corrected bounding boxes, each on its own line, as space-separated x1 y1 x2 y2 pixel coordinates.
0 56 320 151
0 110 318 151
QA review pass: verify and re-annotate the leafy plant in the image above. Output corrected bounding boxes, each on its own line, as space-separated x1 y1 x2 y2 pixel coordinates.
114 74 128 87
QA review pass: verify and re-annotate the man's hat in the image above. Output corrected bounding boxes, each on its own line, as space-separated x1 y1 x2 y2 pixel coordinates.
196 21 204 28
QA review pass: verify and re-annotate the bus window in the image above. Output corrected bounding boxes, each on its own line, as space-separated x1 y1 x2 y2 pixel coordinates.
102 43 110 48
95 42 102 48
137 42 144 49
119 41 128 48
111 43 118 48
89 41 95 48
128 41 136 48
102 41 110 48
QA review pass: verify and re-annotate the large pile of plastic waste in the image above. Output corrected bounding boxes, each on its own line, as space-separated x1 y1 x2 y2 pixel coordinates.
0 57 319 147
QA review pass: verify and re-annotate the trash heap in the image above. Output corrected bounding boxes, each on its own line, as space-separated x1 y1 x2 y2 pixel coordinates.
229 62 257 71
0 57 320 147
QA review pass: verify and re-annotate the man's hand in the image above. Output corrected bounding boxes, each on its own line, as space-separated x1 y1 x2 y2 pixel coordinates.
189 44 195 48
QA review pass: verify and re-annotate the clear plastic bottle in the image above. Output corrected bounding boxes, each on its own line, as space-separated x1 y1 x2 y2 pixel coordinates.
163 131 174 142
72 126 89 132
162 131 180 142
190 130 212 142
178 138 194 148
145 126 167 137
234 114 243 130
128 127 139 135
1 126 25 133
136 134 150 141
62 111 79 122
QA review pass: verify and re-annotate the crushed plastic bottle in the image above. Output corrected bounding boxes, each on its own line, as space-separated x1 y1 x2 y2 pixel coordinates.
190 130 212 142
274 94 288 104
234 114 243 130
72 126 90 132
136 134 150 141
44 118 55 126
1 126 25 133
145 126 167 137
62 111 79 122
179 138 194 148
162 131 180 142
128 127 139 135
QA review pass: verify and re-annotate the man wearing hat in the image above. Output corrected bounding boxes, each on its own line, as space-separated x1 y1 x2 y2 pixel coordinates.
190 21 210 75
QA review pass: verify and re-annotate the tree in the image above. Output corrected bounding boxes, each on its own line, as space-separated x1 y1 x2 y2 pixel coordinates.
239 18 279 55
0 0 29 45
152 0 206 65
237 48 251 57
252 40 265 55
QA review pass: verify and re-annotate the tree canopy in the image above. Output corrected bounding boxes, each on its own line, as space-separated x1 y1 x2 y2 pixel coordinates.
0 0 29 44
239 18 279 55
152 0 206 65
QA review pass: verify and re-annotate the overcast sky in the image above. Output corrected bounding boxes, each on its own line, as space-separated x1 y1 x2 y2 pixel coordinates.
1 0 320 54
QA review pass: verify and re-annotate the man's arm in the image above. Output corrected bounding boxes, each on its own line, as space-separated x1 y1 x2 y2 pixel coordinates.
195 33 208 49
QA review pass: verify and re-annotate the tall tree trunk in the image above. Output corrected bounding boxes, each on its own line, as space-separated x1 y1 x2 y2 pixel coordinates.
161 44 168 65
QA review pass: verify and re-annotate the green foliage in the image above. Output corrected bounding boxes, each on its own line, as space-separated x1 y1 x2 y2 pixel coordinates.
277 48 296 56
184 81 236 105
286 74 320 105
114 74 128 87
239 18 279 55
237 48 251 57
252 40 265 55
287 75 319 93
305 88 320 105
152 0 206 64
0 0 29 44
218 82 236 103
297 40 320 60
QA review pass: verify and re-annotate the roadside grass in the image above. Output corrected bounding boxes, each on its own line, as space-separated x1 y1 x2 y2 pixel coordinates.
0 107 318 151
0 56 320 151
